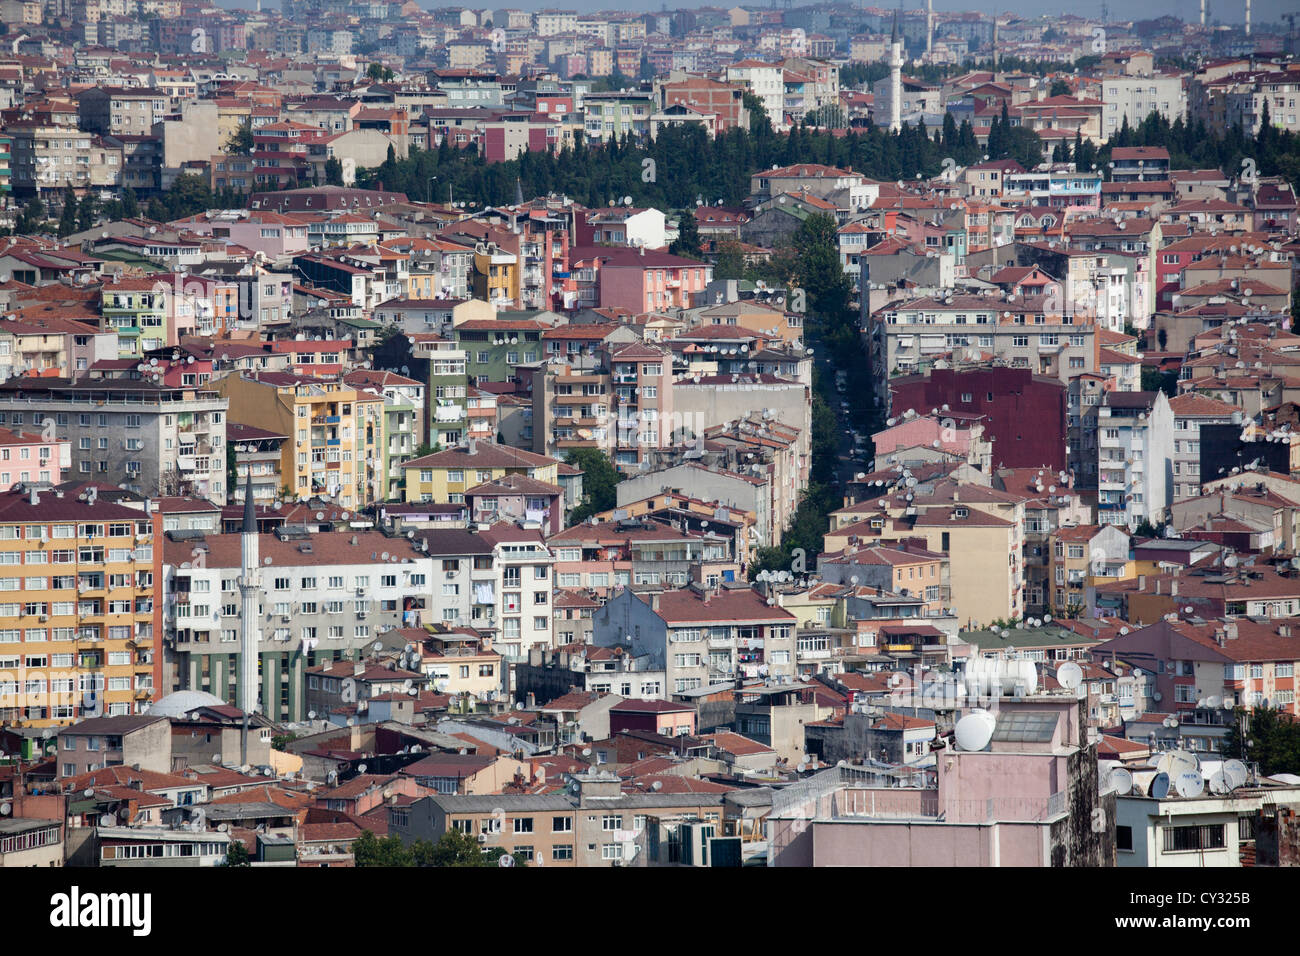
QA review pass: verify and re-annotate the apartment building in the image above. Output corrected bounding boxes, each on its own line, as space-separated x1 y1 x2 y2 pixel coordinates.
392 770 727 867
0 488 156 729
216 372 384 509
581 91 654 143
161 527 432 723
0 377 229 503
77 87 170 137
548 519 736 596
876 293 1097 386
415 523 554 660
0 426 70 490
341 369 424 500
401 440 560 506
1168 393 1242 502
1097 390 1174 529
7 122 120 201
593 584 798 693
529 342 674 473
725 60 784 127
1049 524 1130 615
1100 74 1186 135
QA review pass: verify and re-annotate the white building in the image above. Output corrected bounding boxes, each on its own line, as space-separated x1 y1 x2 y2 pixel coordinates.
725 60 784 128
1101 75 1186 137
1167 394 1242 502
1116 791 1263 868
1096 389 1174 528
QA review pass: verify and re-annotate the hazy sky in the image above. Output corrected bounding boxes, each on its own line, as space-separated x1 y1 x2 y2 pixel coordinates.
217 0 1295 27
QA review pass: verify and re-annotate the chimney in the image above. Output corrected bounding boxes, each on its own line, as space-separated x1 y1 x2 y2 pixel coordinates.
1279 624 1291 638
29 487 38 507
1138 574 1147 591
1222 491 1230 513
526 692 536 709
1171 580 1179 597
650 593 660 613
1225 622 1238 640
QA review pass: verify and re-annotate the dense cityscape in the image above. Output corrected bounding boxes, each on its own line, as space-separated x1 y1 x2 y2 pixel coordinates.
0 0 1296 880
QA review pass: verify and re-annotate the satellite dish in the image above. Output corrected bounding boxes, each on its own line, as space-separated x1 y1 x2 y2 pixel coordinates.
1150 772 1171 799
1057 661 1083 692
1223 760 1248 789
1208 771 1230 795
1108 767 1133 796
1175 771 1205 799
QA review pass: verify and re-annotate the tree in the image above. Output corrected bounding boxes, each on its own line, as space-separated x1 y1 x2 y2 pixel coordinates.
565 448 620 525
224 119 254 156
224 841 251 866
366 62 394 82
162 173 215 220
426 829 491 866
1223 707 1300 776
791 212 853 327
352 830 416 867
668 209 702 258
121 186 139 219
14 198 45 236
1002 126 1046 171
77 193 97 233
57 186 78 238
742 91 770 136
324 157 344 186
712 239 747 280
1049 78 1070 97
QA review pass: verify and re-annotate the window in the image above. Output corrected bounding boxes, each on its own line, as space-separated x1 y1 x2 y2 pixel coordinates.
601 814 621 831
1162 824 1225 853
1114 825 1135 852
513 817 533 833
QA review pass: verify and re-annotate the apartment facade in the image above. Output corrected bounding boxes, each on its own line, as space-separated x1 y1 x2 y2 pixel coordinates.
0 490 156 729
216 372 384 508
161 529 432 722
0 378 229 503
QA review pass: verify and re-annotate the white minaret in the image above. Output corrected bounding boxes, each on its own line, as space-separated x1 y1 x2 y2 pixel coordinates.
1200 0 1206 26
889 10 904 133
926 0 933 58
237 472 261 763
1245 0 1251 36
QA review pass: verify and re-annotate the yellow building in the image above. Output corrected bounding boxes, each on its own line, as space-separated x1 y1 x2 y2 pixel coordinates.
216 101 253 151
0 488 156 729
1049 524 1132 615
471 242 520 309
216 372 385 508
401 439 560 504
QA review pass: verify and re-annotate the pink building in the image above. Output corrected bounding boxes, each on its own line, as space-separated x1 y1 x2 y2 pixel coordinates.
608 699 697 737
769 694 1113 866
176 211 312 259
569 246 712 314
0 426 71 489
